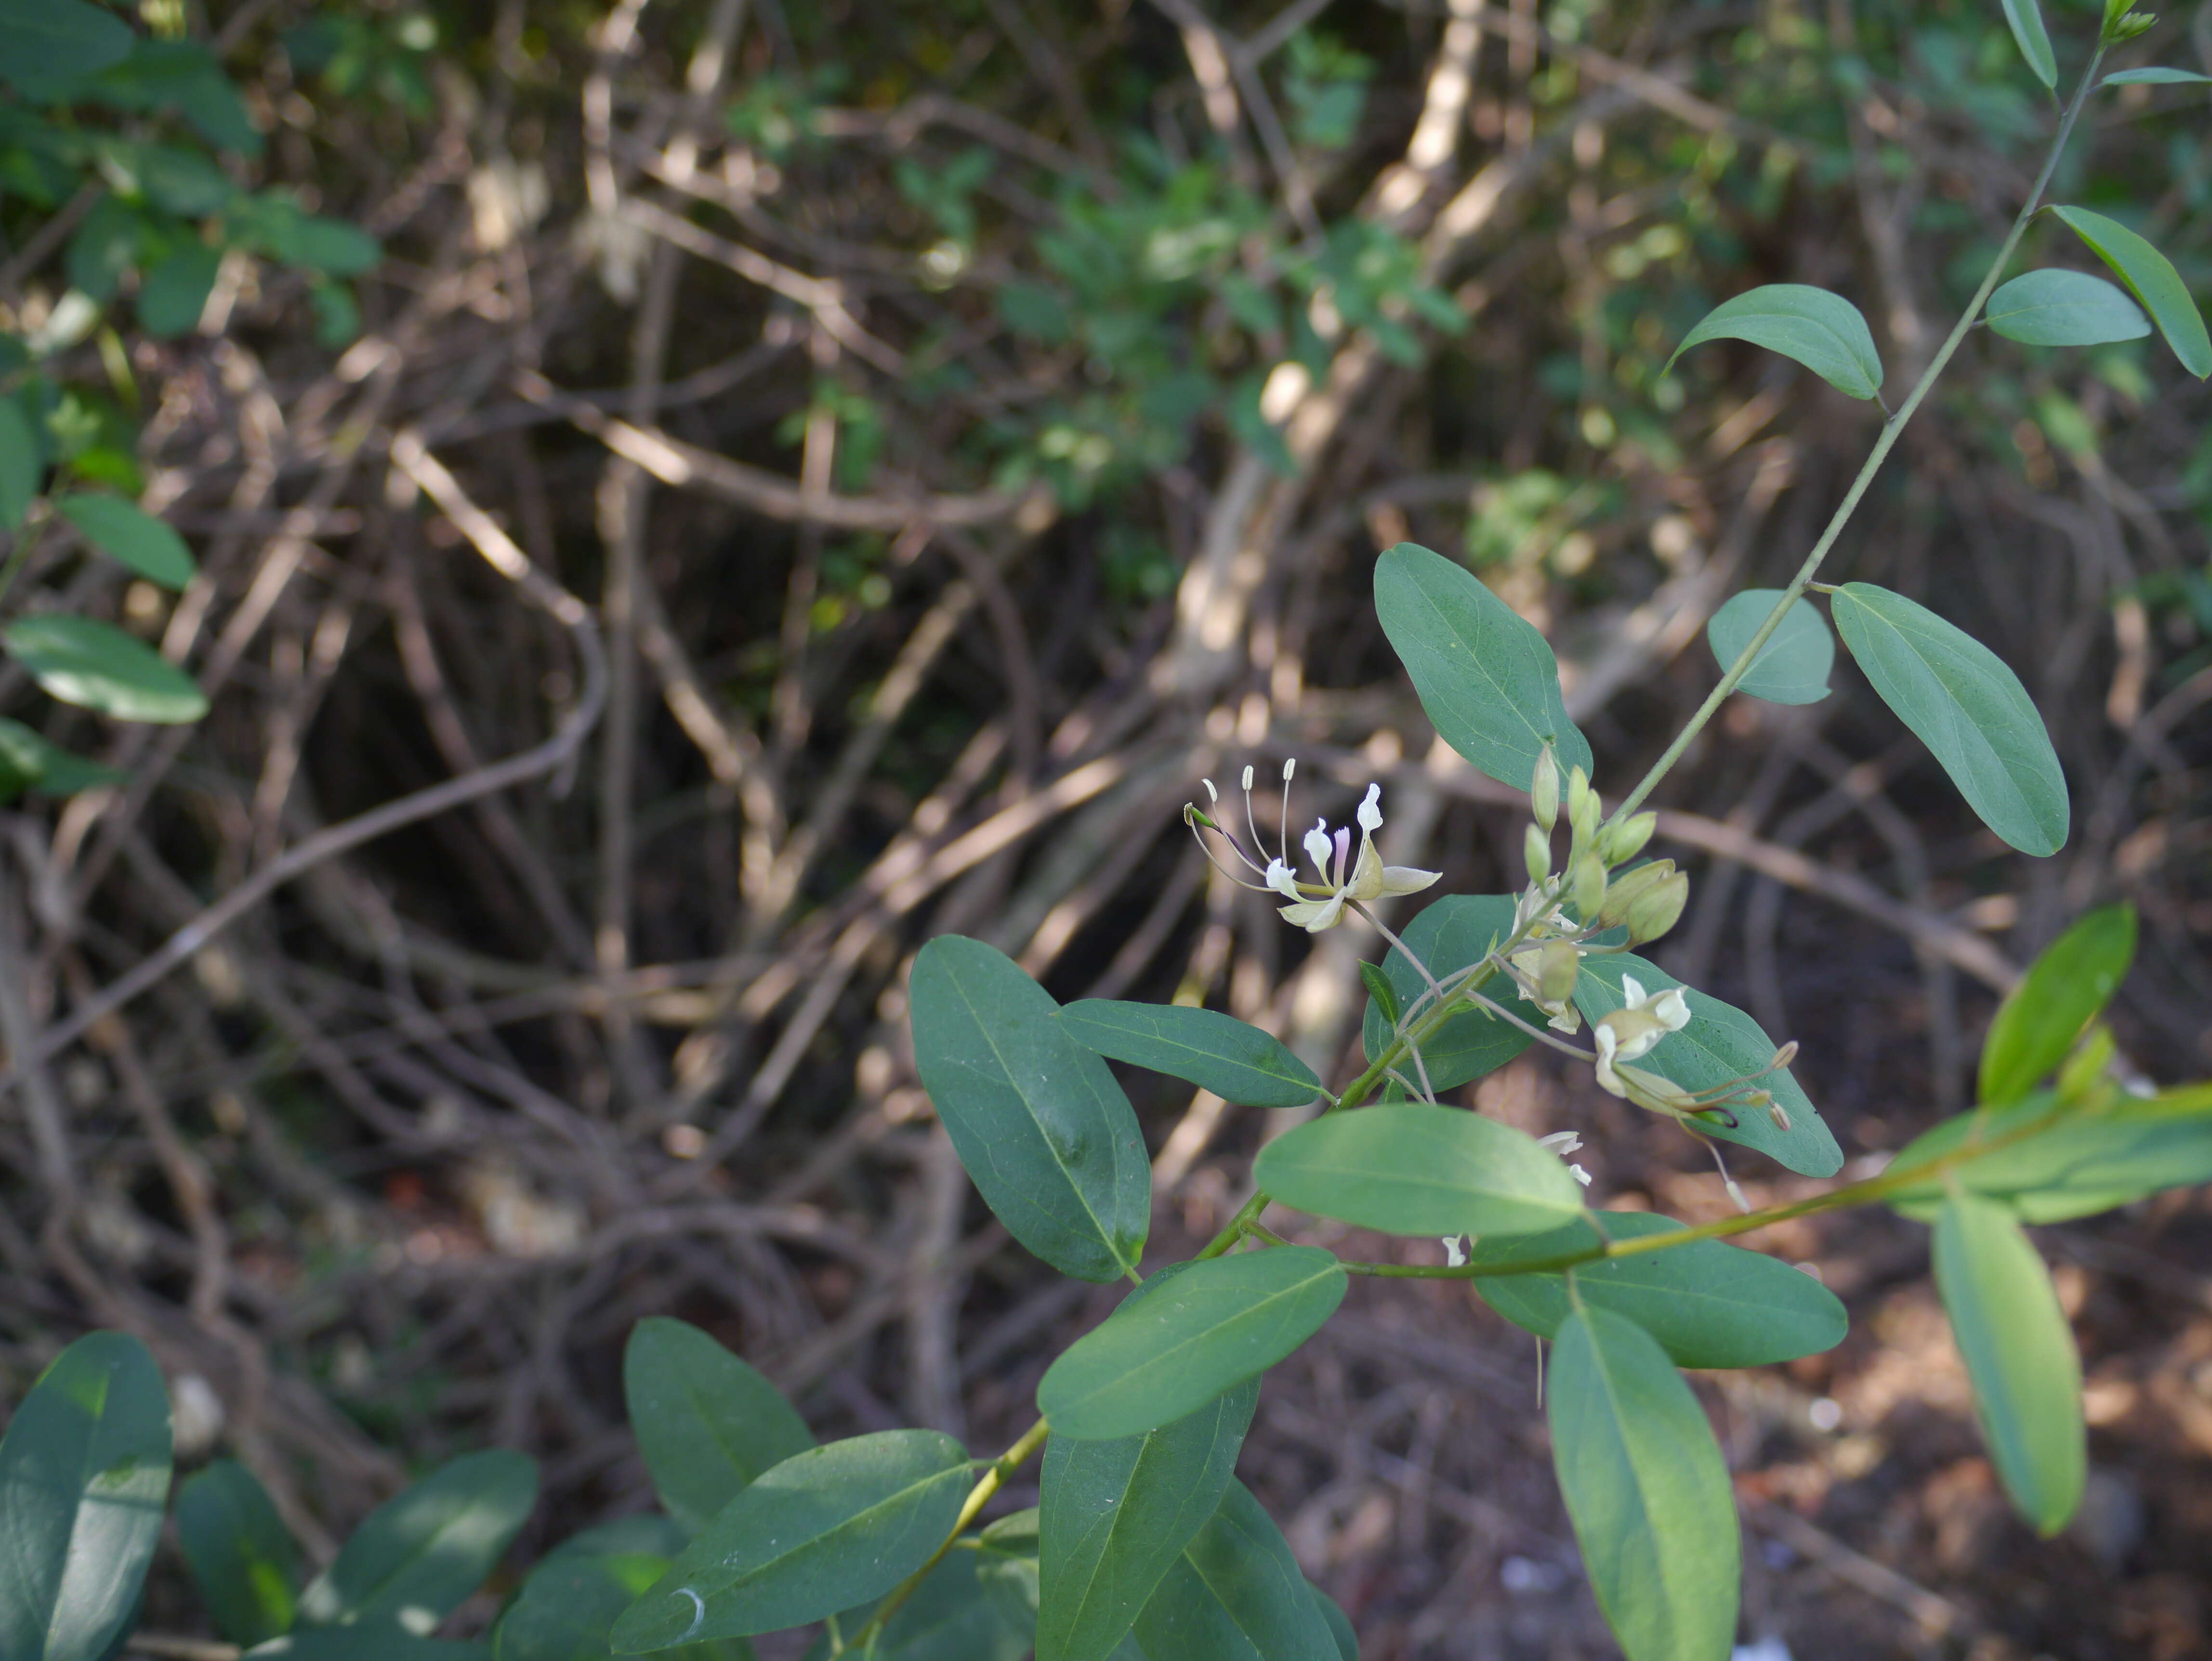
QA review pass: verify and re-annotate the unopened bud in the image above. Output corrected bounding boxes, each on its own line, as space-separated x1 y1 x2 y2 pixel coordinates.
1537 940 1581 1007
1572 852 1606 920
1530 744 1560 831
1186 804 1220 831
1597 859 1675 930
1769 1041 1799 1071
1600 811 1658 867
1768 1101 1792 1132
1524 822 1553 885
1567 767 1597 841
1625 870 1689 944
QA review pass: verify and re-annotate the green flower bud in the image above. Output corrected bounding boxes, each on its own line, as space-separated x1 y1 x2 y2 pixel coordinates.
1599 811 1657 868
1536 939 1581 1007
1524 822 1553 885
1572 851 1606 920
2111 10 2156 39
1596 859 1675 929
1625 870 1689 944
1567 765 1594 832
1530 744 1560 831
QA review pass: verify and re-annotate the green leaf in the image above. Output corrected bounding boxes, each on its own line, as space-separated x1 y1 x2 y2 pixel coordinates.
1548 1307 1739 1661
910 936 1151 1283
136 244 221 340
623 1318 815 1536
283 216 382 278
297 1450 537 1633
0 720 120 800
67 197 146 304
55 493 195 589
129 143 233 216
1038 1382 1257 1661
1665 284 1884 401
1886 1088 2212 1223
245 1635 487 1661
1705 589 1834 705
1058 1001 1321 1109
2049 206 2212 378
0 1331 173 1661
1933 1190 2084 1534
1372 542 1593 791
1979 906 2135 1104
0 397 40 530
1309 1585 1356 1661
1469 1212 1846 1368
974 1508 1040 1631
1830 582 2069 856
493 1517 750 1661
2102 66 2212 84
799 1554 1026 1661
0 0 133 89
611 1430 972 1649
71 42 263 157
1255 1104 1586 1239
177 1460 298 1647
1985 270 2150 347
1999 0 2057 89
1573 955 1842 1176
1358 895 1544 1092
3 615 209 724
1038 1251 1346 1441
1129 1484 1339 1661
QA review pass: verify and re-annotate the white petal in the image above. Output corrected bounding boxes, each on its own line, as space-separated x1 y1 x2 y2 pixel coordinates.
1378 865 1441 895
1540 1130 1584 1155
1356 781 1383 833
1264 857 1300 898
1620 974 1648 1009
1442 1236 1467 1267
1303 819 1335 875
1653 989 1691 1030
1570 1164 1593 1187
1279 892 1348 932
1594 1053 1628 1097
1594 1025 1618 1064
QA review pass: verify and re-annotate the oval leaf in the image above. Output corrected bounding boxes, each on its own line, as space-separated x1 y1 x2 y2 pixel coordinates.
494 1517 750 1661
2050 206 2212 378
2000 0 2057 89
1039 1382 1257 1661
1933 1191 2084 1535
1373 542 1593 792
1470 1212 1847 1368
0 0 134 87
297 1450 538 1633
1058 1002 1321 1108
137 243 221 340
56 493 195 590
1830 582 2068 856
0 397 39 530
1573 954 1842 1176
1549 1307 1740 1661
1129 1483 1339 1661
1979 905 2135 1104
1705 589 1835 705
623 1318 815 1536
3 615 209 724
611 1430 972 1648
911 936 1150 1283
1887 1088 2212 1224
1666 284 1884 401
1255 1104 1586 1239
0 1331 173 1661
1359 895 1541 1092
178 1460 299 1647
2103 66 2212 84
1986 269 2150 347
0 719 121 799
1039 1250 1346 1441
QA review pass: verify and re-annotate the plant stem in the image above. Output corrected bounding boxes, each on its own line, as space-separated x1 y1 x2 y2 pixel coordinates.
1608 40 2108 824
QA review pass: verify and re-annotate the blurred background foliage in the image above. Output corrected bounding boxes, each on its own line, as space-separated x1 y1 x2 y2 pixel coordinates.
3 0 2212 1656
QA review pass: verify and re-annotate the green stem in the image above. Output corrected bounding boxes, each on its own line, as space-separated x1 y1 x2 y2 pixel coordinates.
1608 40 2108 825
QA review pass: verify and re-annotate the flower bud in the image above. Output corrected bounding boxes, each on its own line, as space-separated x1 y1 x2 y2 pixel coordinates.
1625 870 1689 944
1530 744 1559 831
1523 822 1552 885
1596 859 1675 929
1567 766 1596 840
1599 811 1657 867
1537 940 1581 1007
1572 852 1606 920
1768 1101 1792 1133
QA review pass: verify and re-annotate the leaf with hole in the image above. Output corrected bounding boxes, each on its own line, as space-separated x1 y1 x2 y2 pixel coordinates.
1039 1251 1345 1441
1933 1191 2084 1534
1705 589 1834 705
1373 543 1591 792
1979 905 2135 1104
2050 206 2212 378
1469 1212 1846 1367
911 936 1150 1283
56 494 195 590
0 1331 173 1661
1665 284 1884 400
1358 895 1545 1092
1573 955 1841 1176
1548 1307 1739 1661
1058 1002 1321 1108
1038 1381 1256 1661
1255 1104 1586 1239
3 616 208 725
611 1431 972 1649
1999 0 2057 88
1985 270 2150 347
1128 1483 1340 1661
1830 582 2068 856
178 1460 298 1648
297 1450 537 1634
623 1319 814 1537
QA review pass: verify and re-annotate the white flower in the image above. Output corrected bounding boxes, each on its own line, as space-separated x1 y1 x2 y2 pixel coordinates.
1540 1129 1593 1188
1441 1235 1468 1267
1267 784 1440 933
1591 974 1690 1094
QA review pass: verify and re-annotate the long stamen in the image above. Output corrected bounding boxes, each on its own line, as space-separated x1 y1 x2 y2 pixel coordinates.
1278 759 1293 863
1241 764 1268 859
